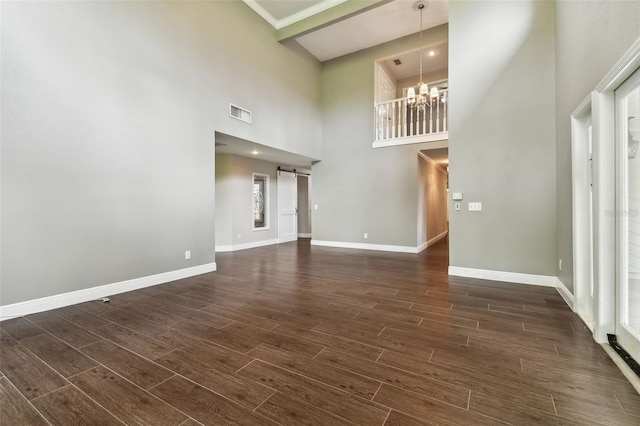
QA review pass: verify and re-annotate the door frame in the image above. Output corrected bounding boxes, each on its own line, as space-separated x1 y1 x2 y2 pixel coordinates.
590 38 640 344
571 95 594 329
572 38 640 392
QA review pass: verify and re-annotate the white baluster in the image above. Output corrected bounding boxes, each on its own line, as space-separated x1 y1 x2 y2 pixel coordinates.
443 95 447 132
436 100 440 133
391 101 396 139
409 106 413 136
396 100 401 138
403 100 407 137
422 106 431 135
385 103 389 140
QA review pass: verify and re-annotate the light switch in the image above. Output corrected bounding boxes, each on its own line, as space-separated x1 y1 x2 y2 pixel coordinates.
452 192 463 201
468 202 482 211
454 202 461 211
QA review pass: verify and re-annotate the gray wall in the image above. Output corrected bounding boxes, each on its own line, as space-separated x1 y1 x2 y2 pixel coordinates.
1 1 322 305
448 0 557 275
313 25 448 248
215 155 280 248
554 1 640 293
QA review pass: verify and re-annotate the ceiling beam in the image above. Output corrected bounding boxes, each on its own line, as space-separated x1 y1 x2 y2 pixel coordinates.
276 0 393 42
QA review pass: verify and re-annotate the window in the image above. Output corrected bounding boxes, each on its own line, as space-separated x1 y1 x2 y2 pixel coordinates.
253 173 269 230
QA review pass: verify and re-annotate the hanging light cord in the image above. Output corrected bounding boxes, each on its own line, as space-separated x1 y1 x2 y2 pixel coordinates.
419 3 424 84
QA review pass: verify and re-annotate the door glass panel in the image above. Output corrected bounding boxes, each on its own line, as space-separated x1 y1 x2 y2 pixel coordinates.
623 82 640 338
616 71 640 346
253 174 268 230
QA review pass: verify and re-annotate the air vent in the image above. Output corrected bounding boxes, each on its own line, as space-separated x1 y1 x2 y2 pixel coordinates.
393 59 402 65
229 104 252 124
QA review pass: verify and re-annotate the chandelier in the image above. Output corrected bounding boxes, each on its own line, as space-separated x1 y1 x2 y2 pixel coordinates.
407 1 438 111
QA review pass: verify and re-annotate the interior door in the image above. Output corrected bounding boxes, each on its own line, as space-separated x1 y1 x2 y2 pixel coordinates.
278 170 298 243
614 67 640 363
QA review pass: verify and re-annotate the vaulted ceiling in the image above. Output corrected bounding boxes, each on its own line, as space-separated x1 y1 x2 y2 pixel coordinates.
244 0 449 62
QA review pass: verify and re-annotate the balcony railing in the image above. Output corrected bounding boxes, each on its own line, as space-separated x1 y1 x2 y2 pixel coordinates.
374 89 448 145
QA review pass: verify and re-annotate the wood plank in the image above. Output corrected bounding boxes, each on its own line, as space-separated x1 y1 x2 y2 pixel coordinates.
154 348 273 409
94 323 172 359
248 344 381 399
256 391 357 426
36 315 101 348
70 366 186 426
314 348 470 409
80 340 174 390
149 375 277 425
0 376 49 425
0 342 68 400
373 383 508 426
32 384 125 425
237 359 389 425
20 333 98 378
0 317 46 341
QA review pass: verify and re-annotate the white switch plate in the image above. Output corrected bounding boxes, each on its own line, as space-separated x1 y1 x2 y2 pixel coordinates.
364 233 368 239
185 250 191 260
314 204 318 210
452 192 463 201
468 202 482 211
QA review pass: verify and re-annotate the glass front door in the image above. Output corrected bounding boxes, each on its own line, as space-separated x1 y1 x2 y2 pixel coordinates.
615 67 640 361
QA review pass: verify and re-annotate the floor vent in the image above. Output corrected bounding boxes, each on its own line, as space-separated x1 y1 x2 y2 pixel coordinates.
229 104 252 124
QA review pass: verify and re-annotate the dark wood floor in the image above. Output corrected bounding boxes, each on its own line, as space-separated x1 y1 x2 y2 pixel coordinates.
1 239 639 425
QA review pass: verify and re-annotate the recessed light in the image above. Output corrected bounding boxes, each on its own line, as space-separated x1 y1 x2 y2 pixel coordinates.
251 150 259 155
428 50 436 57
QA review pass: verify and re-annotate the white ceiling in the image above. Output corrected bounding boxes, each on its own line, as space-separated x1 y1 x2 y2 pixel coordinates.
247 0 449 62
296 0 448 62
381 40 448 81
215 133 317 168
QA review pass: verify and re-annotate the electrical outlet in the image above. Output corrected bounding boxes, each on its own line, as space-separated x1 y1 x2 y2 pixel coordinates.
559 258 562 270
468 202 482 211
364 233 368 239
185 251 191 260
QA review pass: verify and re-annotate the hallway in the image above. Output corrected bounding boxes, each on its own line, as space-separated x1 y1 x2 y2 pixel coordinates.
1 240 639 425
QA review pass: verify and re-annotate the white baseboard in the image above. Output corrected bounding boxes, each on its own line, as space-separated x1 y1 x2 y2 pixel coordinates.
554 277 575 310
298 233 312 238
0 262 217 321
311 240 419 254
417 241 428 253
427 230 448 248
448 266 557 287
215 238 279 252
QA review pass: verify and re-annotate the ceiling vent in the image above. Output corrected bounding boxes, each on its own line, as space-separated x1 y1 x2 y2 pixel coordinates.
229 104 252 124
393 59 402 65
